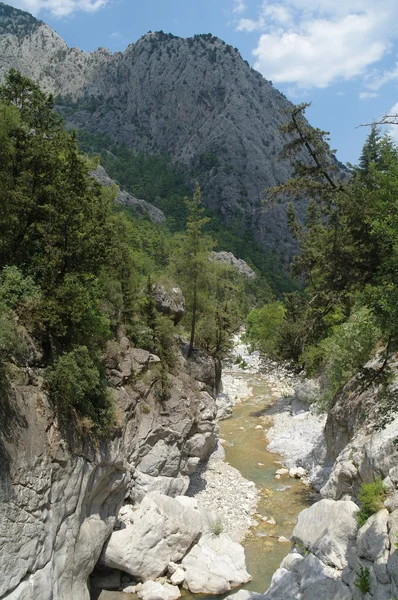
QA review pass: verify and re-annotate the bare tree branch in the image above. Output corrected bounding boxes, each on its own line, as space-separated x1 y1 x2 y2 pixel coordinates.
356 114 398 128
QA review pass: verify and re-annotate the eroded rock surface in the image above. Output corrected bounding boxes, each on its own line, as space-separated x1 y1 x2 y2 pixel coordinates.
0 337 218 600
101 493 203 580
182 533 251 594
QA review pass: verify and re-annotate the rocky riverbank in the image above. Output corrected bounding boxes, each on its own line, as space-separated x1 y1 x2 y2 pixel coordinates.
225 351 398 600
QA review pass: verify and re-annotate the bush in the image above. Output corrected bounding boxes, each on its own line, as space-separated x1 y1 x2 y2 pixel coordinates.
312 307 380 409
0 304 23 363
0 266 39 309
208 516 224 536
245 301 286 356
357 478 387 527
45 346 114 433
354 565 371 594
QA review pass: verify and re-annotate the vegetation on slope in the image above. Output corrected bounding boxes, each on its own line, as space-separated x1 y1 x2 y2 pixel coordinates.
0 69 274 433
77 129 295 297
246 108 398 414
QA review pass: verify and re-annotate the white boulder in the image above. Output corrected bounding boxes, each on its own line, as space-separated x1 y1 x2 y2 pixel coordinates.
137 581 181 600
101 492 202 580
182 533 251 594
292 499 359 569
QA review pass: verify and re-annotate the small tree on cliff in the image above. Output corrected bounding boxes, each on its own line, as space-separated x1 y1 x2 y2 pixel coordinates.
174 183 214 357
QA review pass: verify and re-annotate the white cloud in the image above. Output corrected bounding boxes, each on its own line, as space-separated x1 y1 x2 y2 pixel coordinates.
7 0 109 17
359 91 379 99
365 62 398 91
235 0 398 90
237 17 265 32
232 0 247 14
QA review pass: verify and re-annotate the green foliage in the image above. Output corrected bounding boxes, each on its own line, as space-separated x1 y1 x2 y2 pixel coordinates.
245 301 286 356
354 566 371 594
195 262 245 362
269 104 398 421
0 305 23 364
208 516 224 536
45 346 114 433
76 130 295 296
138 276 176 367
173 183 214 356
303 307 380 409
0 266 39 309
357 478 387 528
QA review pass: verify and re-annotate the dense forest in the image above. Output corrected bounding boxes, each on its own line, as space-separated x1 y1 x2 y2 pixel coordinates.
0 69 269 434
2 68 397 434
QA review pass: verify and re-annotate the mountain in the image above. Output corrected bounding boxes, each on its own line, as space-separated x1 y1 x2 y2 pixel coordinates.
0 2 311 262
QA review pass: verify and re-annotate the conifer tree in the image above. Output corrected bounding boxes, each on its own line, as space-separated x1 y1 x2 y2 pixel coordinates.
174 183 214 357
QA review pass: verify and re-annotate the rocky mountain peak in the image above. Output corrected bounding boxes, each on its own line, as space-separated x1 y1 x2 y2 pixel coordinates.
0 2 42 37
0 4 314 260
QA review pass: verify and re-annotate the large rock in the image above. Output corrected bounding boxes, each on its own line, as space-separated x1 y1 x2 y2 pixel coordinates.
152 285 185 325
357 509 389 563
215 392 233 420
182 533 251 594
137 581 181 600
91 165 166 224
0 334 218 599
292 500 359 569
209 252 256 279
101 492 203 580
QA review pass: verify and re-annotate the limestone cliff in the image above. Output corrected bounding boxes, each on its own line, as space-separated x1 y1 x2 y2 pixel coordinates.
0 2 315 261
0 335 218 600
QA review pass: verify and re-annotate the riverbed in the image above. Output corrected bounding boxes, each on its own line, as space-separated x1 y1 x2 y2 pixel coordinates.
94 354 311 599
219 370 310 592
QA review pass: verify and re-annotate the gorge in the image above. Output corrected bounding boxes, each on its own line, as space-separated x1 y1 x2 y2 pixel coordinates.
0 3 398 600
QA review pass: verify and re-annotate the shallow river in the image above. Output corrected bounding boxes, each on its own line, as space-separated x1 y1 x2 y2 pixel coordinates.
94 368 311 600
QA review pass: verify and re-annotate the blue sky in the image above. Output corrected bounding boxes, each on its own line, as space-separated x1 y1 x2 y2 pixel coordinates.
6 0 398 165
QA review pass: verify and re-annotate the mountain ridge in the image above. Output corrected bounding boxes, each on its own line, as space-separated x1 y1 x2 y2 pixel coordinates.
0 2 311 261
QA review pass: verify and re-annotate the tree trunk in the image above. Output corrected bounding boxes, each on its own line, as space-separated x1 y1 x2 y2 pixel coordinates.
187 283 197 358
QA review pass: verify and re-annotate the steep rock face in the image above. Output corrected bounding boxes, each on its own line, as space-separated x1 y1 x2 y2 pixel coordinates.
0 3 312 260
210 252 256 279
0 336 218 600
91 164 166 224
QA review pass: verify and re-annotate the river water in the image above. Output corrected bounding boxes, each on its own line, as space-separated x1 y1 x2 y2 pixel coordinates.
94 363 311 600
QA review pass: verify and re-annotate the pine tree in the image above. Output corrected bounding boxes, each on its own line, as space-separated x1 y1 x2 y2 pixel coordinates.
174 183 214 357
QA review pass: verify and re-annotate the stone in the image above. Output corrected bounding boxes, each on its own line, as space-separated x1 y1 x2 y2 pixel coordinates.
92 165 166 224
263 568 300 599
151 285 185 325
209 252 256 279
292 499 359 569
137 581 181 600
275 468 289 476
278 537 290 543
288 467 307 479
182 533 251 594
357 509 389 563
170 567 185 586
216 393 233 420
101 492 203 580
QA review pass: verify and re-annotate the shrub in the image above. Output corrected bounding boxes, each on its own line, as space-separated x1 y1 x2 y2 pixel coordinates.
354 565 371 594
357 478 387 527
0 266 39 309
313 307 380 409
0 304 23 363
45 346 114 433
208 516 224 536
245 301 286 356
